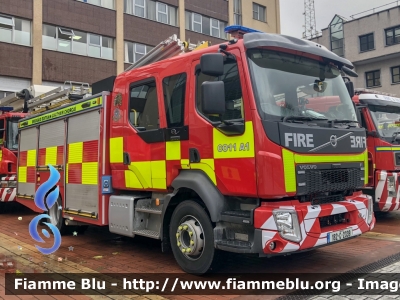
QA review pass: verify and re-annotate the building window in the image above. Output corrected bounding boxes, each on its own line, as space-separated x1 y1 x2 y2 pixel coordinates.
392 66 400 84
124 0 178 26
0 14 31 46
234 0 242 25
359 33 374 52
253 3 266 22
185 11 228 39
366 70 381 88
385 25 400 46
0 91 12 99
192 13 202 33
77 0 115 9
330 15 344 57
124 41 153 63
156 2 168 24
42 24 114 60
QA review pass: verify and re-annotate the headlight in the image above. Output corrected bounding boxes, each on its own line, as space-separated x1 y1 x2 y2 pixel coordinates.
367 195 373 225
387 176 396 197
273 210 302 243
8 181 17 188
0 181 17 188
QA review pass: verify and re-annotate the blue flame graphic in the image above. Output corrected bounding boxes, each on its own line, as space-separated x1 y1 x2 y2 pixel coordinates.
28 165 62 255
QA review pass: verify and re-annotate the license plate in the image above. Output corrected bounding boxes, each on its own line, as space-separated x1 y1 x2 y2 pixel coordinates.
327 228 352 243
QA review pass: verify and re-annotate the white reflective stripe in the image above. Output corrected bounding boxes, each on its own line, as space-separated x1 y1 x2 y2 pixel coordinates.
261 231 277 248
304 205 321 220
260 215 277 230
375 170 387 203
281 242 300 253
383 172 397 211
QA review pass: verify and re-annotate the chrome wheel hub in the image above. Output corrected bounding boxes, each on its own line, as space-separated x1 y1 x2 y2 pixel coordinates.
176 216 205 260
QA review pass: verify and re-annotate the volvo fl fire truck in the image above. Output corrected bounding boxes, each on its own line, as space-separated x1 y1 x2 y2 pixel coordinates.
0 83 90 208
352 88 400 212
16 26 375 274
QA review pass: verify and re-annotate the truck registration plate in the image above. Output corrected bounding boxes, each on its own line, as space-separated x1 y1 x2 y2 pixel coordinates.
327 228 352 243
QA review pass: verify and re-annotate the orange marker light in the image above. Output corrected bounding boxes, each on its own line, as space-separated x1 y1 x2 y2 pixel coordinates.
156 198 160 206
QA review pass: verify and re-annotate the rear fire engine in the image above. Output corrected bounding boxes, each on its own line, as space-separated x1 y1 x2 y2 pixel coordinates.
353 88 400 212
0 83 90 209
16 26 375 274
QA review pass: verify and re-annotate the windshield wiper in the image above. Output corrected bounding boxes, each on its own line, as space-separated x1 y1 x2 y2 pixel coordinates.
328 119 359 127
283 116 328 123
392 132 400 143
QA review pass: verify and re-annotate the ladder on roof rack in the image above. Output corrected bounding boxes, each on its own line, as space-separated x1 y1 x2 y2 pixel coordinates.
124 34 210 72
0 81 91 115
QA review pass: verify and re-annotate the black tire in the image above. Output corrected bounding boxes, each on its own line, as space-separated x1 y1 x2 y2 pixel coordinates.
47 196 68 235
169 200 219 275
74 225 89 234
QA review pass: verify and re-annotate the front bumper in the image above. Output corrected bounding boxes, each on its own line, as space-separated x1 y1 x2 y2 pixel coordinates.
0 176 17 202
374 170 400 212
254 193 375 255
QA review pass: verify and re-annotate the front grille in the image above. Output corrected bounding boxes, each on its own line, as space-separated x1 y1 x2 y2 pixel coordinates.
311 194 344 206
304 168 363 194
319 213 347 228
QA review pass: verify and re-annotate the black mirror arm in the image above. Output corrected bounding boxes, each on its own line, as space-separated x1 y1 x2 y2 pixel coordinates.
218 48 236 61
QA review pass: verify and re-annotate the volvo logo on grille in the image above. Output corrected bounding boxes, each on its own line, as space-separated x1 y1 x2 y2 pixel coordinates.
299 165 317 170
330 135 338 147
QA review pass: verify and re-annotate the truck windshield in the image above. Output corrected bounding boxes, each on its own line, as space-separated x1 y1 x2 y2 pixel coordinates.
6 120 19 150
368 104 400 138
247 49 357 122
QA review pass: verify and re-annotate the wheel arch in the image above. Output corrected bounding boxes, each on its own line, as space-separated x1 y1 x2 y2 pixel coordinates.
160 170 228 245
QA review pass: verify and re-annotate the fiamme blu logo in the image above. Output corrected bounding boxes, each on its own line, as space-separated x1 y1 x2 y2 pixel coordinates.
28 165 62 255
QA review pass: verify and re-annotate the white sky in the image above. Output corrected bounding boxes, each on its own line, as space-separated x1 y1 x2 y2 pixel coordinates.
279 0 396 38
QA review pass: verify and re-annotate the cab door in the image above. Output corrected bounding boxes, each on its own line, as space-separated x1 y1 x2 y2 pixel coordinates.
187 49 257 196
117 74 168 192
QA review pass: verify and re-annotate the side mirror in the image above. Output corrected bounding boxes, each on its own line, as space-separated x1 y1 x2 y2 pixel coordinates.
342 66 358 77
200 53 224 76
345 81 355 98
201 81 225 115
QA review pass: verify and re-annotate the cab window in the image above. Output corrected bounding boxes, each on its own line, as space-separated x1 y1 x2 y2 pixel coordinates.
128 79 159 131
163 73 187 128
196 59 244 122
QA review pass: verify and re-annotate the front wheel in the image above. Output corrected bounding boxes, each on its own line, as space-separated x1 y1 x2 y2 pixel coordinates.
48 196 67 234
169 200 219 274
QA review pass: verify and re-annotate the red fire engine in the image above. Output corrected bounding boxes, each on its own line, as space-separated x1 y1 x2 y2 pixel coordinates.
0 83 90 210
352 88 400 212
15 26 375 274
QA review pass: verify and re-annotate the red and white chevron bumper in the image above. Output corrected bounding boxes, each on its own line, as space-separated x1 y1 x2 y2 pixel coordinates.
375 170 400 212
0 175 17 202
254 192 375 255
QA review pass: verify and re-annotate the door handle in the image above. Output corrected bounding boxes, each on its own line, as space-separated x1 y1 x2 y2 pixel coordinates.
189 148 200 163
123 152 131 165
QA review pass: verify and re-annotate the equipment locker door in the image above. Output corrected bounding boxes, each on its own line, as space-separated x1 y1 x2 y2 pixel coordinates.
65 110 101 217
17 127 38 198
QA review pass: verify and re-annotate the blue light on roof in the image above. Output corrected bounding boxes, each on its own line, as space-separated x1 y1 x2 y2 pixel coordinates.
225 25 262 34
0 107 14 112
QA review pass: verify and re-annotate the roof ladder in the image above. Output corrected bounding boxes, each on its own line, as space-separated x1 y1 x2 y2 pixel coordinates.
10 81 91 115
124 34 210 72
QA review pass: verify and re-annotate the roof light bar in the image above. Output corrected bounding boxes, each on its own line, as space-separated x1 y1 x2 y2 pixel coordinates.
0 106 14 112
225 25 262 39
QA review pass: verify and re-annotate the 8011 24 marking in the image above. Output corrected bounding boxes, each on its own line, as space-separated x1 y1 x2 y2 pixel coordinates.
217 142 250 152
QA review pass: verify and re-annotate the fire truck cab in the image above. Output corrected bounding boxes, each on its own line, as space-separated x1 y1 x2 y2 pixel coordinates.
353 88 400 212
16 26 375 274
0 107 25 205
